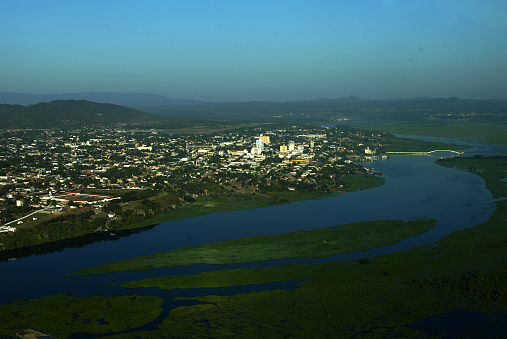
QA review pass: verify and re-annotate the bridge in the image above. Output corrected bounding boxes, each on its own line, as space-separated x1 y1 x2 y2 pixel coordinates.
387 150 464 156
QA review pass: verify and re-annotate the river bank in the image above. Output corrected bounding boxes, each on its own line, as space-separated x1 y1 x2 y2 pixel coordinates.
0 174 384 258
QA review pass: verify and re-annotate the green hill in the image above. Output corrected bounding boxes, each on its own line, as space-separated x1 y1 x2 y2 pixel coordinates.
0 100 165 128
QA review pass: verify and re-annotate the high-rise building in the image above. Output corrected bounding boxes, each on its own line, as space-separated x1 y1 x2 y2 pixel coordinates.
259 135 270 144
288 141 295 151
256 139 264 151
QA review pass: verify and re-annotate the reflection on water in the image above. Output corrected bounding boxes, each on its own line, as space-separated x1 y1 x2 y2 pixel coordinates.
0 225 155 263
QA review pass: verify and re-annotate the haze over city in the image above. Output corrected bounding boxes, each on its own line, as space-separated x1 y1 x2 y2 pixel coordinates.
1 0 507 102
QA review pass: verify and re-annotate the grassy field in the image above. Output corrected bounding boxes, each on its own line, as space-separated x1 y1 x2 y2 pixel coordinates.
69 218 435 277
359 122 507 145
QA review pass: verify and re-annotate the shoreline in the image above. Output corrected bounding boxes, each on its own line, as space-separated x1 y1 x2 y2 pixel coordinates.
0 174 385 258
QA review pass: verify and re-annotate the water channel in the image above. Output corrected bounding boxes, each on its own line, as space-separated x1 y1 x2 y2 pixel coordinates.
0 135 506 331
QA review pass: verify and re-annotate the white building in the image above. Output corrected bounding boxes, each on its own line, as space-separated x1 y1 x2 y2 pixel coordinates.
365 147 376 155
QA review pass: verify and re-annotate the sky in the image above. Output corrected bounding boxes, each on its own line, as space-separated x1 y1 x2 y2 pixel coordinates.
1 0 506 101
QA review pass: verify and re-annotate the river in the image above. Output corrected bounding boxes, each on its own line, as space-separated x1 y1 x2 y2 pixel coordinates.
0 136 506 325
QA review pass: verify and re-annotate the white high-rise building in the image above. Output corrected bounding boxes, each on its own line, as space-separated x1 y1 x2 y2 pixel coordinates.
256 139 264 152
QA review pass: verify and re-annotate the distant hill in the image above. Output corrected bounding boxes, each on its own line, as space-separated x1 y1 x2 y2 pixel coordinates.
140 96 507 123
294 96 365 104
0 100 166 128
1 93 506 125
0 92 204 107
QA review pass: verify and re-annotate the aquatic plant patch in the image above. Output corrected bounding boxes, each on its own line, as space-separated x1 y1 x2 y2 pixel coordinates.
70 218 435 276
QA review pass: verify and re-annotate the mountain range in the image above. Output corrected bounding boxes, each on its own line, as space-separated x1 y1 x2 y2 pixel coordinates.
0 92 505 127
0 92 203 107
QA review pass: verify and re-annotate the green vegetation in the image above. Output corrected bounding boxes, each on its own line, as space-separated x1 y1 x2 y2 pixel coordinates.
0 190 178 252
0 100 162 129
0 294 163 339
0 211 107 251
360 122 507 145
436 155 507 198
339 174 384 191
70 218 434 277
382 134 470 153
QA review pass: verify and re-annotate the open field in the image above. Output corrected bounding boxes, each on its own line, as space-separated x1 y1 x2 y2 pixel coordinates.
358 122 507 145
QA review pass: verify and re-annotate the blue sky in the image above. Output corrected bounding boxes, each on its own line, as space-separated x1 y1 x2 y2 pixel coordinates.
1 0 506 101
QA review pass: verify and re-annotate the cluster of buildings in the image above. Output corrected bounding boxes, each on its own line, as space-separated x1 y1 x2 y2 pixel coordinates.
42 192 121 206
0 225 16 233
0 126 389 228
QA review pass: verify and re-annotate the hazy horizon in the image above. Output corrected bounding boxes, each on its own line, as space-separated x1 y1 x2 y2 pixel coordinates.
2 91 506 105
2 1 506 102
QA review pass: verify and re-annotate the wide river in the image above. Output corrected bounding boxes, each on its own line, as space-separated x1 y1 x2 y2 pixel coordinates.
1 135 506 309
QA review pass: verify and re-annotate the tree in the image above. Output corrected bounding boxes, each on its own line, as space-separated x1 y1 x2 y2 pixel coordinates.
67 200 79 208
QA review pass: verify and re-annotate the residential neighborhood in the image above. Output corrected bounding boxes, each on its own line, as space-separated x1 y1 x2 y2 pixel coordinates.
0 125 389 236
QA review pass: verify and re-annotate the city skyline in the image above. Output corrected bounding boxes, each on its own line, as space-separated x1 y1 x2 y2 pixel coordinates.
1 0 506 101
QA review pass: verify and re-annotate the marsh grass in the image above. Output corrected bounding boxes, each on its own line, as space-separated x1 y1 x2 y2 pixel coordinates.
70 219 434 277
0 294 163 338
